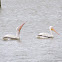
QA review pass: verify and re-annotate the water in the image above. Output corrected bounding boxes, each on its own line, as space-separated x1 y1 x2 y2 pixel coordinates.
0 0 62 62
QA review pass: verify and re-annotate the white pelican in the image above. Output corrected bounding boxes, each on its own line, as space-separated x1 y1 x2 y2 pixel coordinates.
3 23 25 40
37 26 59 39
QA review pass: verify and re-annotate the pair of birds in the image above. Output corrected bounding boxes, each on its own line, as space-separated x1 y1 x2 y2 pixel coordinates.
3 22 59 40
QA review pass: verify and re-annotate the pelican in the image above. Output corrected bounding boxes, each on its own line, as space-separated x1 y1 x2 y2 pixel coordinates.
3 22 25 40
37 26 59 39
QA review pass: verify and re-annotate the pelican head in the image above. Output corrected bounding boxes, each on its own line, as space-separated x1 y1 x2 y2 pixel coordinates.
49 26 59 35
16 23 25 36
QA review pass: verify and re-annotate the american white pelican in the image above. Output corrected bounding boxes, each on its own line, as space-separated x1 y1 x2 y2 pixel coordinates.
3 23 25 40
37 26 59 39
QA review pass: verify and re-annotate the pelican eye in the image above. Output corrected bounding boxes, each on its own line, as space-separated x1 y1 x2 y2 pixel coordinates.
51 27 54 31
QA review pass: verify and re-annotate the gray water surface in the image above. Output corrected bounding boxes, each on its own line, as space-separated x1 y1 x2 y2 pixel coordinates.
0 0 62 62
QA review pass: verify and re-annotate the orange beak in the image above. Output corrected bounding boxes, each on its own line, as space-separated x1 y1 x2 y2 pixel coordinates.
18 22 26 34
51 28 59 35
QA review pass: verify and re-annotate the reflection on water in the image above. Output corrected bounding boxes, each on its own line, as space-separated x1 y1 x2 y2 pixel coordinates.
0 0 62 62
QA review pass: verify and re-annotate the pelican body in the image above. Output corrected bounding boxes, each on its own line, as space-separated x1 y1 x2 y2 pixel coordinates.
3 23 25 40
37 26 59 39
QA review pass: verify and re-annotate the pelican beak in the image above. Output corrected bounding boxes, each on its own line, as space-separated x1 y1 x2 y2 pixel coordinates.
51 28 59 35
18 22 26 32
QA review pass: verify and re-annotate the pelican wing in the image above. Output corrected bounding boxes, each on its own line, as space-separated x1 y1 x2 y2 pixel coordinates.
37 33 53 38
3 34 19 40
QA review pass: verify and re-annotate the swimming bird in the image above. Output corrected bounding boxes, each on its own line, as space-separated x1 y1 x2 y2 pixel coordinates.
37 26 59 39
3 22 25 40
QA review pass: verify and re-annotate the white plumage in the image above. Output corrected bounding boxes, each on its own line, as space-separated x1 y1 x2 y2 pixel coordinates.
3 23 25 40
37 26 59 39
